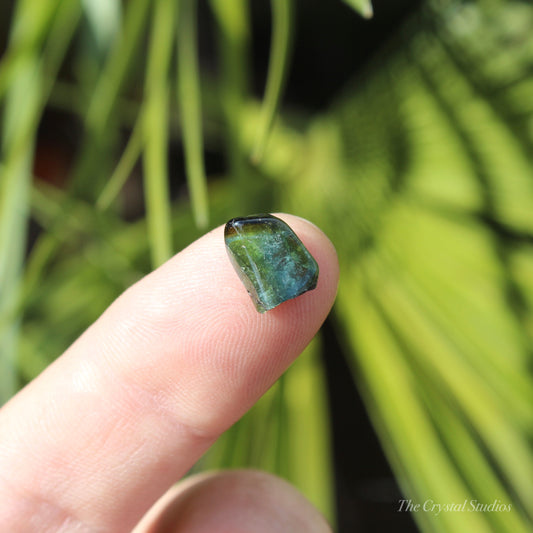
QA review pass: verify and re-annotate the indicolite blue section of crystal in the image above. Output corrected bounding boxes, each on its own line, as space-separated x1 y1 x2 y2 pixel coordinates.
224 214 319 313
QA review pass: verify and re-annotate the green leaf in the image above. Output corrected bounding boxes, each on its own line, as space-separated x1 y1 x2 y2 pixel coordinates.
341 0 373 19
80 0 121 54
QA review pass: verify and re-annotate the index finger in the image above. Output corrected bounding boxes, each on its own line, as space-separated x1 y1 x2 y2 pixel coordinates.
0 214 339 532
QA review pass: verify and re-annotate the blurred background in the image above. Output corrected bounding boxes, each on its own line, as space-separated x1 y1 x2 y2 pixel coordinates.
1 0 532 531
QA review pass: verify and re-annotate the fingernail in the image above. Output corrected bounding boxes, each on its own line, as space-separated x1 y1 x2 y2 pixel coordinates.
224 214 319 313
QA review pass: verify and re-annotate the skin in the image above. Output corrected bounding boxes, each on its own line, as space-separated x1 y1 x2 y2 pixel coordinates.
0 214 339 532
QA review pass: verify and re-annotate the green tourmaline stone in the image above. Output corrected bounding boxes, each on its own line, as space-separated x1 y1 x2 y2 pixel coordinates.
224 214 319 313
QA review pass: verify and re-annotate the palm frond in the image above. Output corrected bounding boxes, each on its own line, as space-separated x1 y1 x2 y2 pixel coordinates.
283 1 533 530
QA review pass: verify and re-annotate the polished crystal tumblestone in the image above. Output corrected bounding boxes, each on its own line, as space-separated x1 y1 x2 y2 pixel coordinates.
224 214 319 313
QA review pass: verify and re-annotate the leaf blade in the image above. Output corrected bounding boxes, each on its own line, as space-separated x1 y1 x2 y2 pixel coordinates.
341 0 373 19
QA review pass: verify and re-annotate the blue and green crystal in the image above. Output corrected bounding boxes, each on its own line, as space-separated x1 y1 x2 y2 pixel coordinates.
224 214 319 313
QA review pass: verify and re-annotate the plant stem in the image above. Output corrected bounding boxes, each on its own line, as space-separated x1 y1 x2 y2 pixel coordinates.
210 0 251 212
97 112 144 210
252 0 293 163
178 0 209 229
142 0 177 267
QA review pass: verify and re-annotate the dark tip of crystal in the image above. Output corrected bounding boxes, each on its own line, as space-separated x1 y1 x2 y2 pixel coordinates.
224 214 319 313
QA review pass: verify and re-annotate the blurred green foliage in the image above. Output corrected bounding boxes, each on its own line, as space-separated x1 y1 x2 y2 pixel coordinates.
1 0 533 531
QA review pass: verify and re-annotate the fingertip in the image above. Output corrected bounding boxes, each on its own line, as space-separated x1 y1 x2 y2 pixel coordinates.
134 470 332 533
98 212 338 431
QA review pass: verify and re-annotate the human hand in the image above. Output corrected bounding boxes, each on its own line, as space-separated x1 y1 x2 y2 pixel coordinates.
0 214 339 532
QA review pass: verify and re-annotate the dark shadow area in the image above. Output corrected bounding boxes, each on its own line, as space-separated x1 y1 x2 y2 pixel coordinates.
250 0 423 111
321 314 418 533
